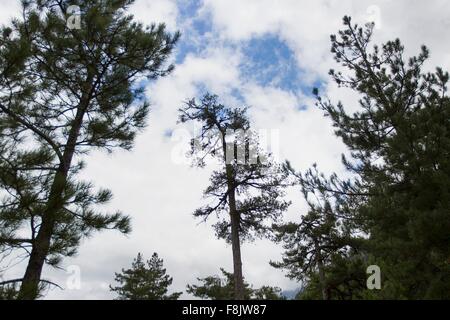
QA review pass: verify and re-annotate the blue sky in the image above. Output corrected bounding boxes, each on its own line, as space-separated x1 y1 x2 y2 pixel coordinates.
174 1 308 93
144 0 324 119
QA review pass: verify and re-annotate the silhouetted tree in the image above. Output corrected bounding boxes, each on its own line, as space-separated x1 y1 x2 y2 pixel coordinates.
187 268 252 300
0 0 179 299
187 268 284 300
179 94 290 299
281 16 450 299
110 252 182 300
272 165 367 300
252 285 286 300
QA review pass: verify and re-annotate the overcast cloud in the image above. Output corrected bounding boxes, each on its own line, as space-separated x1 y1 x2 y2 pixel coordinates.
1 0 449 299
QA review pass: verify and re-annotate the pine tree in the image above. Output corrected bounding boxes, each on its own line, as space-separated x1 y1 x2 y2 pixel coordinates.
287 16 450 299
186 268 284 300
0 281 20 300
252 286 286 300
187 268 253 300
0 286 19 300
0 0 179 299
272 164 367 300
110 253 182 300
179 94 290 299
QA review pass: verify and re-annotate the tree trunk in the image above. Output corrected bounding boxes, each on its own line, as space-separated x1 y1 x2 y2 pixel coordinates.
222 130 245 300
18 171 68 299
18 87 92 300
228 186 244 300
314 239 329 300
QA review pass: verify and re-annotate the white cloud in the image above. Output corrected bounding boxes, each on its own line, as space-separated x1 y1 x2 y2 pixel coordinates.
0 0 21 25
243 84 346 173
129 0 179 31
201 0 354 80
156 47 242 100
201 0 450 80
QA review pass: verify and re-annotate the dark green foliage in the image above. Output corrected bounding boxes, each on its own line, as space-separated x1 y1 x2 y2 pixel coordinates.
186 268 285 300
276 16 450 299
0 282 20 300
110 253 182 300
0 277 48 300
252 285 286 300
187 268 253 300
0 0 179 299
272 164 367 300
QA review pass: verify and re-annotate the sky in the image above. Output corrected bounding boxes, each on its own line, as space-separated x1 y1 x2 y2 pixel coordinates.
1 0 450 299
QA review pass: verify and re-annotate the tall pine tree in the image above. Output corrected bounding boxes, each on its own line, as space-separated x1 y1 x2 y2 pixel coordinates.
279 16 450 299
0 0 179 299
179 94 290 299
110 252 182 300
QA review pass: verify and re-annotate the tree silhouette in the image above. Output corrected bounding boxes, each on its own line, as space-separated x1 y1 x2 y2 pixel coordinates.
187 268 284 300
278 16 450 299
179 94 289 299
110 253 182 300
0 0 179 299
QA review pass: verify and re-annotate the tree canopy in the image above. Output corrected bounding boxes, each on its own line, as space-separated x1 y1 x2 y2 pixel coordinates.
0 0 179 299
274 16 450 299
187 268 285 300
110 252 182 300
179 94 289 299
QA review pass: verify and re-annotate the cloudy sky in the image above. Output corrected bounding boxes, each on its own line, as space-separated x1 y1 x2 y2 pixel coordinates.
1 0 450 299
